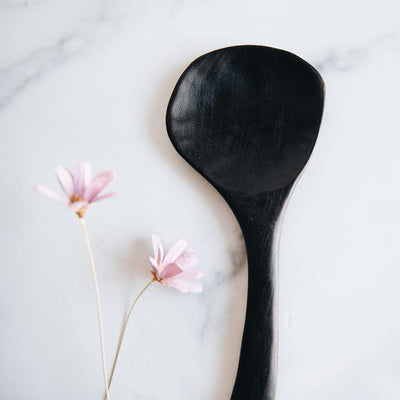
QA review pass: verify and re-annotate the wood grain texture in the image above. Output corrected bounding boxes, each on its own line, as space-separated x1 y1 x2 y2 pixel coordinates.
166 45 325 400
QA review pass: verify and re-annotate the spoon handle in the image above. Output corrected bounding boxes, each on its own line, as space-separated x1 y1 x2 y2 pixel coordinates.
228 188 291 400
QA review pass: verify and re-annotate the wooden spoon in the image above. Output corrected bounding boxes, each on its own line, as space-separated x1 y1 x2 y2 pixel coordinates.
166 45 325 400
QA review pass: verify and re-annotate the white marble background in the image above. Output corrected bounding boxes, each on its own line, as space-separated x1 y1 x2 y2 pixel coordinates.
1 0 400 399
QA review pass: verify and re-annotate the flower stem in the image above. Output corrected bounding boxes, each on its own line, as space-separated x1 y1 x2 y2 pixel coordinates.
106 278 155 394
79 217 110 400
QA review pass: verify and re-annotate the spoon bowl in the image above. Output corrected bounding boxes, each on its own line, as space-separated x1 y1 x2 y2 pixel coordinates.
166 45 325 400
167 45 324 194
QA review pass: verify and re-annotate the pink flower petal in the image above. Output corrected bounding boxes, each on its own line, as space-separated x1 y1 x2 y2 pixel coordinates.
55 166 74 198
152 235 164 265
84 170 116 202
35 185 67 203
168 278 203 293
163 239 187 266
173 270 202 280
75 162 91 197
149 257 160 272
160 264 183 279
91 192 118 203
175 250 199 270
163 279 190 294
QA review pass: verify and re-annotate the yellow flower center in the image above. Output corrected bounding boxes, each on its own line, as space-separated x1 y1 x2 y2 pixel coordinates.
69 193 86 218
70 193 83 203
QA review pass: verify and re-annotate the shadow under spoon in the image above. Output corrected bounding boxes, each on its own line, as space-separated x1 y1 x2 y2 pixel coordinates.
166 45 325 400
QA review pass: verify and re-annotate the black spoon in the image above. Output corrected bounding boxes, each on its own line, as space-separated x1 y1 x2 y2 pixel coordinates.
166 45 325 400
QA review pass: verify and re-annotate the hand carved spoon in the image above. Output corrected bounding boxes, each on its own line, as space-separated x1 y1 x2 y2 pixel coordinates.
166 45 325 400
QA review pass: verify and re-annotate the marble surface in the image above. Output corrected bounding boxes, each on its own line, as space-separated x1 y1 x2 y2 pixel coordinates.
1 0 400 399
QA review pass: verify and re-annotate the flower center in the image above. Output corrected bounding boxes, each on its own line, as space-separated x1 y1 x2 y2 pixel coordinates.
151 270 162 282
70 193 83 203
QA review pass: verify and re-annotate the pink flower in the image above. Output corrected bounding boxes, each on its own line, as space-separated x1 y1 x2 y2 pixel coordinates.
149 235 203 294
35 161 117 217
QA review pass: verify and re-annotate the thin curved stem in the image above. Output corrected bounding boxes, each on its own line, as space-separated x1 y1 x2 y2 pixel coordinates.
79 217 110 400
107 278 155 394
